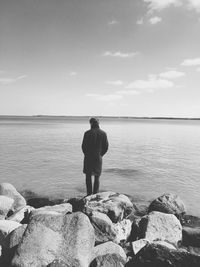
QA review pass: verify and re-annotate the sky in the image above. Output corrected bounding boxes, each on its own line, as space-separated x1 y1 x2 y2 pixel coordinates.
0 0 200 117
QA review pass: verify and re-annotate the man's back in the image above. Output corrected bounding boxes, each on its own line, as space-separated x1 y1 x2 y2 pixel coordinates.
82 128 108 157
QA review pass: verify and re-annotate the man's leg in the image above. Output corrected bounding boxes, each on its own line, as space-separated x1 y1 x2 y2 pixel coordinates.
93 175 100 194
86 174 92 196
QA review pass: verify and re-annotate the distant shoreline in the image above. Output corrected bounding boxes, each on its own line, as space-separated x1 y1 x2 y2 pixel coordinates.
0 115 200 121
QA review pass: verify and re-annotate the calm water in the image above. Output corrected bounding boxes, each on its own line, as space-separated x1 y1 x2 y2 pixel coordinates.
0 117 200 216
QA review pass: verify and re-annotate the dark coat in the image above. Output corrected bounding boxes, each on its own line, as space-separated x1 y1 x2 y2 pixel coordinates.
82 126 108 176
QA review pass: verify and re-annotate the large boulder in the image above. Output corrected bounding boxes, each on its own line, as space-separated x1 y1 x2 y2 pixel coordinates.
148 193 186 217
0 183 26 213
0 196 14 219
127 243 200 267
0 220 21 245
139 211 182 246
83 192 133 223
12 212 95 267
90 241 127 267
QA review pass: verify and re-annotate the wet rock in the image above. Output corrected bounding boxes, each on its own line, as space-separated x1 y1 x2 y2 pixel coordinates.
27 197 55 208
139 211 182 246
0 196 14 219
127 243 200 267
12 212 95 267
0 183 26 213
90 241 127 267
183 226 200 247
181 214 200 228
0 220 21 245
148 193 186 217
83 191 133 223
67 197 85 212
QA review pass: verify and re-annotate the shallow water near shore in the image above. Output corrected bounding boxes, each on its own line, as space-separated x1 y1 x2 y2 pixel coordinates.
0 116 200 216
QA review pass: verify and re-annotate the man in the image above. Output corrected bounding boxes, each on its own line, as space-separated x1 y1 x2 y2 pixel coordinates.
82 117 108 195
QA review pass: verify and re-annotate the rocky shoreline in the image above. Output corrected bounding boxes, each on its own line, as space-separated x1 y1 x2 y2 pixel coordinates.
0 183 200 266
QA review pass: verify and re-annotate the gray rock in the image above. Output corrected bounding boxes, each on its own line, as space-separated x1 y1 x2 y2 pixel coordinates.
139 211 182 246
12 212 95 267
6 206 34 223
0 220 21 245
0 183 26 213
113 219 132 244
127 243 200 267
0 196 14 219
89 211 117 244
148 193 186 217
183 227 200 247
83 191 133 223
90 241 127 267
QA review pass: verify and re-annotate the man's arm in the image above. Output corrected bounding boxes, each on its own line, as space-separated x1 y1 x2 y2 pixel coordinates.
82 133 87 154
102 133 108 156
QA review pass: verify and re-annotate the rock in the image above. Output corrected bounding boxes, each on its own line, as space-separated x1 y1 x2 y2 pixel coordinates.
67 197 85 212
89 211 117 244
183 227 200 247
3 224 27 250
12 212 95 267
90 241 127 267
1 224 27 266
0 196 14 219
29 203 72 218
181 214 200 228
27 197 58 208
139 211 182 246
83 191 133 223
0 220 21 245
113 219 132 244
47 259 70 267
148 193 186 217
6 206 34 223
131 239 177 256
132 239 149 255
0 183 26 213
127 243 200 267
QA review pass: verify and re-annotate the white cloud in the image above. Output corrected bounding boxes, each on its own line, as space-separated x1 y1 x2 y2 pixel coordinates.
136 18 144 25
144 0 182 12
0 75 27 85
0 78 16 85
69 71 77 76
149 16 162 24
196 67 200 71
17 75 27 80
108 19 119 25
187 0 200 12
87 93 122 102
103 51 138 58
106 80 124 86
117 90 141 95
126 75 174 90
181 57 200 66
159 70 185 79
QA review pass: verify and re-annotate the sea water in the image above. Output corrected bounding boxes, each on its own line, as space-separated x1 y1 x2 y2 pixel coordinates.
0 116 200 216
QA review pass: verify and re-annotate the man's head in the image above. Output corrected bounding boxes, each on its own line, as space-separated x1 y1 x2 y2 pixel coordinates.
89 117 99 128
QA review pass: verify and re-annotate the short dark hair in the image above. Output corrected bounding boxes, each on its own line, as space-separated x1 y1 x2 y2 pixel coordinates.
89 117 99 125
